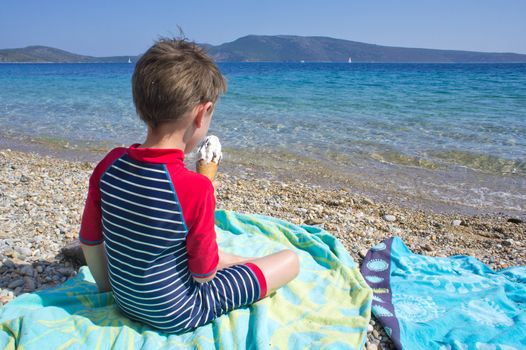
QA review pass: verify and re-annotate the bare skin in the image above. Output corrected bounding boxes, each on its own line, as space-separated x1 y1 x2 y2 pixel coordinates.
82 101 300 296
217 250 300 296
81 243 111 292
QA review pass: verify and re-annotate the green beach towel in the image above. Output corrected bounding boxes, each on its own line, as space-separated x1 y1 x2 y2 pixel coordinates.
0 210 372 349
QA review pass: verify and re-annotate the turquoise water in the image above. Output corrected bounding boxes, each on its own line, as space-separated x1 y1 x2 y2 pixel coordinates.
0 63 525 214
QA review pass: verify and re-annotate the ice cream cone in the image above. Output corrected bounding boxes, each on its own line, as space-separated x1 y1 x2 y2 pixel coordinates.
196 159 219 181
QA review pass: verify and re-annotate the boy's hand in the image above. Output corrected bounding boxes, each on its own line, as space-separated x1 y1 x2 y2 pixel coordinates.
212 179 219 198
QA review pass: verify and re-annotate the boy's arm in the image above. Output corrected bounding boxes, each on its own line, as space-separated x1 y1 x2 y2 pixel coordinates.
81 243 112 292
79 147 126 291
185 180 219 284
192 178 221 283
79 172 111 292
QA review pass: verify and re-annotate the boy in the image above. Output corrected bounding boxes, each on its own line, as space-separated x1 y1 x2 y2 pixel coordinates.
79 38 299 333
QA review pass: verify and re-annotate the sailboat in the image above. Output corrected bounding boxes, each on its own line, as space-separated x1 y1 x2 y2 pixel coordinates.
128 58 132 64
348 56 352 63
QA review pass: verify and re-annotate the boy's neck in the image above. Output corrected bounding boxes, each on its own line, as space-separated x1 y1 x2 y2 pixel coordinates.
139 121 189 151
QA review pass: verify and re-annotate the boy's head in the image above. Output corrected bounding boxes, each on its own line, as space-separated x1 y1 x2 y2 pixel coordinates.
132 38 227 129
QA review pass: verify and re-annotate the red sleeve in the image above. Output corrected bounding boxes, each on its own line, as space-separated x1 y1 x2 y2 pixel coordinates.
79 147 127 246
186 181 219 277
168 167 219 278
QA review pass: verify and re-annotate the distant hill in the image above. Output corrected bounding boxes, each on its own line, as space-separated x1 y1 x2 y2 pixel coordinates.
2 36 526 63
0 46 137 63
207 35 526 63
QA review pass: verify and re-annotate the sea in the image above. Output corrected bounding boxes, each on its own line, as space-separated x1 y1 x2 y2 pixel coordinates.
0 62 525 217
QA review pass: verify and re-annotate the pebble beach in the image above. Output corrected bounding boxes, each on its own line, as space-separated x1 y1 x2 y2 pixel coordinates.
1 148 525 350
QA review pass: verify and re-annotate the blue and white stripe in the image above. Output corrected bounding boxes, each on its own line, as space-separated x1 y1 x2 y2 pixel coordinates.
100 153 261 333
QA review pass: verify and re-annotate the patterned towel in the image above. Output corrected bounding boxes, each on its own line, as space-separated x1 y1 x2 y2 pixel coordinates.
361 237 526 350
0 210 372 349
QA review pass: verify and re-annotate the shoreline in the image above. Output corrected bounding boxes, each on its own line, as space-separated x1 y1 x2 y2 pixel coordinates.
1 134 524 220
0 148 524 349
0 146 523 267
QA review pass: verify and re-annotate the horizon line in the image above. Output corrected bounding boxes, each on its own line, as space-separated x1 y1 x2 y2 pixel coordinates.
2 34 526 57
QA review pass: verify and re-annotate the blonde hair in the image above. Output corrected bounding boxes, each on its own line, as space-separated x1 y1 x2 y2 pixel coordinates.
132 38 227 128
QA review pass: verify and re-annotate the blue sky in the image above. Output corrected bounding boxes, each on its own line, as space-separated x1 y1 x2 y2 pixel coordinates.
2 0 525 56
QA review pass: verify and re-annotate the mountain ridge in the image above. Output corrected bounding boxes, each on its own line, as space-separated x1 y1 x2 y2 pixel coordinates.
2 35 526 63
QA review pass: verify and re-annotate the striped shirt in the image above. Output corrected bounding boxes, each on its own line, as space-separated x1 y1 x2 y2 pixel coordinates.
79 144 267 333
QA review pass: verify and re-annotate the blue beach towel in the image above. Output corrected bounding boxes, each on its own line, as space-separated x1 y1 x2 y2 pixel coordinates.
361 237 526 350
0 210 372 349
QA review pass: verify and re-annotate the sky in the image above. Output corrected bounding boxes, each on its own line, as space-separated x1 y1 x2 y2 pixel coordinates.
2 0 526 56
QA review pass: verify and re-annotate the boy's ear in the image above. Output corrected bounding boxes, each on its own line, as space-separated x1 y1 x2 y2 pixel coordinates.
194 102 214 128
194 108 204 128
205 101 214 114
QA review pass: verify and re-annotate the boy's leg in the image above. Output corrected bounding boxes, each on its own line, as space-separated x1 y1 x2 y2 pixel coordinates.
244 250 299 296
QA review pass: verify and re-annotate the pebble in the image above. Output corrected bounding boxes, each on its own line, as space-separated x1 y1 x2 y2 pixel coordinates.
0 149 525 350
382 215 396 222
452 219 462 226
304 219 323 226
6 250 18 259
0 296 12 304
432 221 443 229
23 276 36 291
61 241 86 265
15 247 32 259
502 239 513 247
295 208 308 215
361 197 374 206
56 267 72 276
367 343 378 350
20 265 34 276
3 259 16 269
7 278 24 289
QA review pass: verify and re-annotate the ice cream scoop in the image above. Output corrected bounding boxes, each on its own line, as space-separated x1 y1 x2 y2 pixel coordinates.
196 135 222 181
197 135 222 164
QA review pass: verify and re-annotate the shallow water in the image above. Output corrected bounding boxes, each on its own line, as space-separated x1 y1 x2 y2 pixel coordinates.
0 62 525 216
